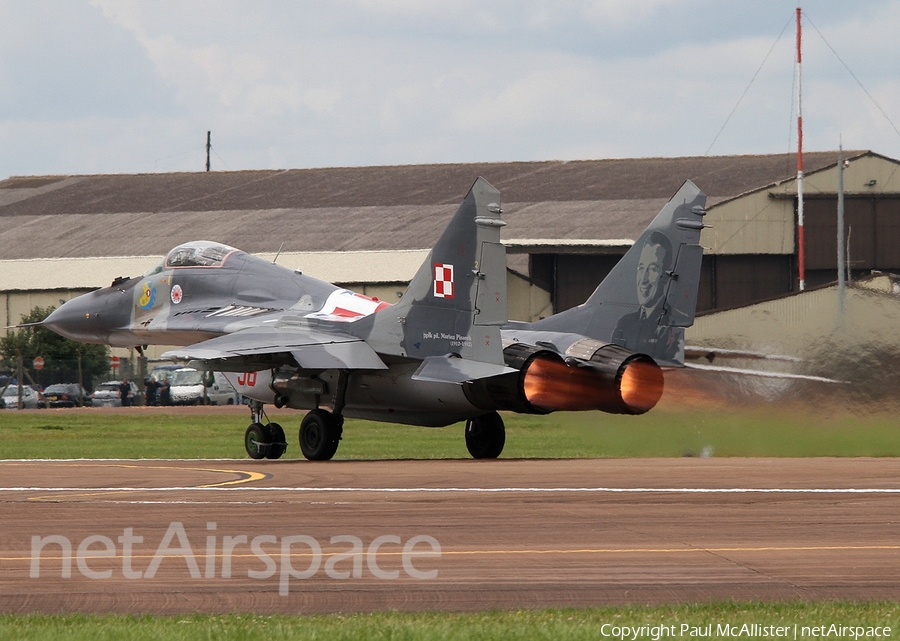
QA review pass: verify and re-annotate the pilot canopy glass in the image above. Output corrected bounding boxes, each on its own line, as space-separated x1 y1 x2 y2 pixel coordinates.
142 241 241 277
165 241 240 269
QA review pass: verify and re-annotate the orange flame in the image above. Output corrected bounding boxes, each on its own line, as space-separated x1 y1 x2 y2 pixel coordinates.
619 360 665 413
523 356 663 414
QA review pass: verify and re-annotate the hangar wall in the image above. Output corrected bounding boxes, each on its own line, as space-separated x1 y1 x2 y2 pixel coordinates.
2 290 85 330
704 188 795 255
685 274 900 404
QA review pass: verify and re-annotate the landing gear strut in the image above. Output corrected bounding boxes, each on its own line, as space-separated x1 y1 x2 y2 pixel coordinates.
243 400 288 460
298 370 348 461
465 411 505 459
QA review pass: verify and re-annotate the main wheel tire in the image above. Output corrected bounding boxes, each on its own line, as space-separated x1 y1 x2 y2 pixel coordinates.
465 412 505 459
299 410 342 461
266 422 287 460
245 422 271 460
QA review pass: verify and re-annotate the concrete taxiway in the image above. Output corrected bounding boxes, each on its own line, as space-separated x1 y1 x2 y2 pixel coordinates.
1 457 899 614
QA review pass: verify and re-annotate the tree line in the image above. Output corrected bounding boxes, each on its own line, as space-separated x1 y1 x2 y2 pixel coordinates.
0 306 110 387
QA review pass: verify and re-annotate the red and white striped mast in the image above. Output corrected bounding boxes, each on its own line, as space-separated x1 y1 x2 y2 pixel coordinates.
796 6 806 290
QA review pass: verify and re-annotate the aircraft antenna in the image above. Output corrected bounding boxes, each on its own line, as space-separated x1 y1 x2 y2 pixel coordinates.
273 241 285 264
795 6 805 291
206 131 211 172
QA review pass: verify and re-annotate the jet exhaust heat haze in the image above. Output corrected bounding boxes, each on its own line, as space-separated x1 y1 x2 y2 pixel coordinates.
41 177 707 460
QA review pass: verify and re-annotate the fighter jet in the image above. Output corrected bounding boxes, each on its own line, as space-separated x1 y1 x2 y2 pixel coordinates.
41 177 707 461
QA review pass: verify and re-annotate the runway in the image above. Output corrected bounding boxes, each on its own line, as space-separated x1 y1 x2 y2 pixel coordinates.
1 457 899 614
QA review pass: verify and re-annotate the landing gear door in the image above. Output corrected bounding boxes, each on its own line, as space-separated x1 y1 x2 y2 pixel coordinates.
222 370 275 404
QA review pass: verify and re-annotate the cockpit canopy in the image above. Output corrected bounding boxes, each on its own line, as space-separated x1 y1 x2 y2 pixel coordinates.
144 241 241 276
166 241 240 268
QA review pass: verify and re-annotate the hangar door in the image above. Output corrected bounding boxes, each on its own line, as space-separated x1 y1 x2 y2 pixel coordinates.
804 196 900 286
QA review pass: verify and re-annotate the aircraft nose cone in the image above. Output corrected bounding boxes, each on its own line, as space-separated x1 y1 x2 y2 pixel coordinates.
43 297 103 342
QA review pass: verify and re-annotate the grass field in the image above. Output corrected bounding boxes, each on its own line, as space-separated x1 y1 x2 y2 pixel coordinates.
0 401 899 459
1 602 898 640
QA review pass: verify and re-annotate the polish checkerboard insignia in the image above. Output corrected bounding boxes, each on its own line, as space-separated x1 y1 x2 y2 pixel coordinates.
433 263 454 299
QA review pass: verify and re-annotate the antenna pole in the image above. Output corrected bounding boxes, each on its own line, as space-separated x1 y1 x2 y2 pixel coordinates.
837 142 845 312
796 6 805 290
206 131 211 172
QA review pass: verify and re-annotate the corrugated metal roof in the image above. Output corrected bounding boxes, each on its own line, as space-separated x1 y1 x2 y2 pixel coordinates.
1 152 862 262
0 153 855 215
0 151 871 265
0 250 430 291
0 199 676 260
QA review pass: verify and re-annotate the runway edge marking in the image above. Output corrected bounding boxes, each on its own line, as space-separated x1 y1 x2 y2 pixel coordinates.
3 487 900 493
4 544 900 564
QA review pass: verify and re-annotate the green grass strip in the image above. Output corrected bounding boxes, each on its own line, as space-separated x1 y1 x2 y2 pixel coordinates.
2 406 900 459
1 602 898 640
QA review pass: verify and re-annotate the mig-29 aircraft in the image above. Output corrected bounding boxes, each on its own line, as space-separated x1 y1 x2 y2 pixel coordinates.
41 177 707 461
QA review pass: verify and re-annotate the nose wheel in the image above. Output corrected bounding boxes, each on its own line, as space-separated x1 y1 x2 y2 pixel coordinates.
244 401 288 460
244 422 287 460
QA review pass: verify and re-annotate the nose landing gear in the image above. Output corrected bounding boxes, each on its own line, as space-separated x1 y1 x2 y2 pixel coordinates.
244 400 288 460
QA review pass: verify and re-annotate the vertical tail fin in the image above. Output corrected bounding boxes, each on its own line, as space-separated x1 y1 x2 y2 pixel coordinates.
363 177 509 370
533 180 707 366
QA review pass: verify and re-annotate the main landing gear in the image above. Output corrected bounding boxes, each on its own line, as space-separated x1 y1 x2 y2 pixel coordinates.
243 396 501 461
243 403 343 461
299 409 343 461
465 411 505 459
244 400 288 460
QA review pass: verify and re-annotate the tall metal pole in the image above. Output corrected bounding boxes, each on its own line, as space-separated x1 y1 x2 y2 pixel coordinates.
796 6 806 291
77 351 84 407
206 131 211 172
16 350 23 410
837 143 845 312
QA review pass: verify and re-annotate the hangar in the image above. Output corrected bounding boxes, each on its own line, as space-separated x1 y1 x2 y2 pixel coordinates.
2 150 899 367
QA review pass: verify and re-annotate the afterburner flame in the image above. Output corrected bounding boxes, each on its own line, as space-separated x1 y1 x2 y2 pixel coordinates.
523 357 597 411
522 355 663 414
619 360 664 413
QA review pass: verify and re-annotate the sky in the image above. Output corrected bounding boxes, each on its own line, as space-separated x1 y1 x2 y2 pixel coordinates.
2 0 900 179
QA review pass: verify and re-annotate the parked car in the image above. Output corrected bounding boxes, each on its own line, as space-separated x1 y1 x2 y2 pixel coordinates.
1 385 42 409
91 380 143 407
169 368 239 405
43 383 92 408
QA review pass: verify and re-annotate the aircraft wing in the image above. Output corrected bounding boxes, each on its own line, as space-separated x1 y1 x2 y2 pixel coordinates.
161 326 387 371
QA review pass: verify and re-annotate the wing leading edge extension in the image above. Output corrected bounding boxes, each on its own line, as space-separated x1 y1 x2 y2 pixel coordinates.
162 325 387 372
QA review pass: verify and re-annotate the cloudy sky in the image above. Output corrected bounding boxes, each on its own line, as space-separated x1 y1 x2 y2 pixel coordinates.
2 0 899 179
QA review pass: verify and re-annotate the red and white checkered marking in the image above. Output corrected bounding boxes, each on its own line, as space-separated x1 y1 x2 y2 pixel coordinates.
433 263 454 299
